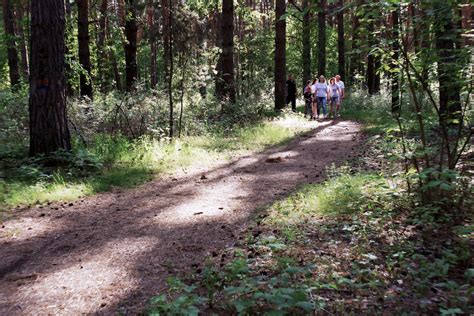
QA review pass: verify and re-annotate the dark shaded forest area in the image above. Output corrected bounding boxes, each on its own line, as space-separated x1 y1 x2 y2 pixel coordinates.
0 0 473 314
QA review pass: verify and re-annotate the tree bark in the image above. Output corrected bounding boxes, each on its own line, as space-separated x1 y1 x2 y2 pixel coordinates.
274 0 286 110
124 0 138 91
220 0 236 104
29 0 71 156
302 0 311 86
317 0 326 76
77 0 93 99
337 0 345 81
3 0 20 87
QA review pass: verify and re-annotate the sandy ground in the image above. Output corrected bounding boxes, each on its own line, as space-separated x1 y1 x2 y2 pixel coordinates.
0 120 362 315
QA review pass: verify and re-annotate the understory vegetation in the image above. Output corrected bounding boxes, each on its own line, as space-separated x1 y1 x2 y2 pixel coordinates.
0 89 309 209
147 93 473 315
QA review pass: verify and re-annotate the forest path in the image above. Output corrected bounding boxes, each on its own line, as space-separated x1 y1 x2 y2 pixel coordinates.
0 119 362 315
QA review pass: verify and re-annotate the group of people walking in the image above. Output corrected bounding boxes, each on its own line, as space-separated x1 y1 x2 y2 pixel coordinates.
286 74 345 120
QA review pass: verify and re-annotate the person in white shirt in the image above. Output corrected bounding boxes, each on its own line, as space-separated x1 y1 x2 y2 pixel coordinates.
310 78 318 120
328 77 341 118
314 75 329 119
335 75 345 117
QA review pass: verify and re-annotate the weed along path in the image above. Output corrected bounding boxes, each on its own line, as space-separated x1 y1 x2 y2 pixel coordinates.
0 120 361 315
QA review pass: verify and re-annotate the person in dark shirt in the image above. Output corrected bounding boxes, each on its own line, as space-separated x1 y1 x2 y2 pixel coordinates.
286 74 297 112
303 80 313 118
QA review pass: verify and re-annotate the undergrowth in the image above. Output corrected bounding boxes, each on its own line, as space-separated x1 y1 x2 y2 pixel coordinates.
0 111 309 209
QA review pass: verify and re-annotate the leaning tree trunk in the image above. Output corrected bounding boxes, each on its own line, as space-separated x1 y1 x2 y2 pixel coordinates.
124 0 138 91
302 0 311 86
337 0 345 80
29 0 71 156
274 0 286 111
77 0 93 99
2 0 20 88
220 0 236 105
317 0 326 76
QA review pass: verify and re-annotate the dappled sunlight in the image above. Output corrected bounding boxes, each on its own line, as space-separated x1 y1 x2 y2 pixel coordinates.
9 237 157 315
0 121 362 314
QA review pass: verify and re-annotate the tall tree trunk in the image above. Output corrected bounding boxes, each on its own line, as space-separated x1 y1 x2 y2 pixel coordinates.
147 0 158 89
3 0 20 87
29 0 71 156
367 17 376 94
220 0 236 105
274 0 286 110
390 8 400 115
15 0 29 79
302 0 311 87
97 0 109 91
317 0 326 76
214 5 224 99
337 0 345 80
124 0 138 91
161 0 173 137
434 1 461 125
77 0 93 99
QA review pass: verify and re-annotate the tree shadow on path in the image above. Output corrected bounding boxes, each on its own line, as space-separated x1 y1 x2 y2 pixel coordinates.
0 120 362 315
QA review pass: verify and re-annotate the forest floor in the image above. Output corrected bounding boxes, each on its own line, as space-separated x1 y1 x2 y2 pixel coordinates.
0 119 362 315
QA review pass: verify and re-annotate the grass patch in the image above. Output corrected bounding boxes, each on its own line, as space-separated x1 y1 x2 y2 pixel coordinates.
0 113 309 209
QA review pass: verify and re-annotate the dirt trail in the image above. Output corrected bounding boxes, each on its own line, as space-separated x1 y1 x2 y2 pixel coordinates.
0 120 361 315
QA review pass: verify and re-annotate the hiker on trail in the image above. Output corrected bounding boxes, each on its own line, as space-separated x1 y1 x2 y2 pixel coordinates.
303 80 313 118
335 75 345 117
315 75 329 119
286 74 297 112
311 78 318 120
328 77 341 118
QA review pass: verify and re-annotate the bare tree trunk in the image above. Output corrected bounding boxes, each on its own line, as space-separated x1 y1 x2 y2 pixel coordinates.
435 1 461 126
337 0 345 80
97 0 109 91
124 0 138 91
3 0 20 88
77 0 93 99
302 0 311 86
29 0 71 156
274 0 286 110
390 8 400 115
220 0 236 105
147 0 158 89
15 0 29 79
317 0 327 76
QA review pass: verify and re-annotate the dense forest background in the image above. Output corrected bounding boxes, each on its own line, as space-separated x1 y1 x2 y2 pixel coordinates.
0 0 473 313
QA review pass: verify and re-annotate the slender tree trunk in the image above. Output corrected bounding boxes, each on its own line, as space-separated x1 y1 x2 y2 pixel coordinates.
77 0 93 99
97 0 109 91
337 0 345 80
274 0 286 110
3 0 20 87
434 1 461 126
367 19 375 94
220 0 236 105
147 0 158 89
317 0 327 76
124 0 138 91
15 0 29 79
214 5 224 99
29 0 71 156
390 8 400 115
302 0 311 87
